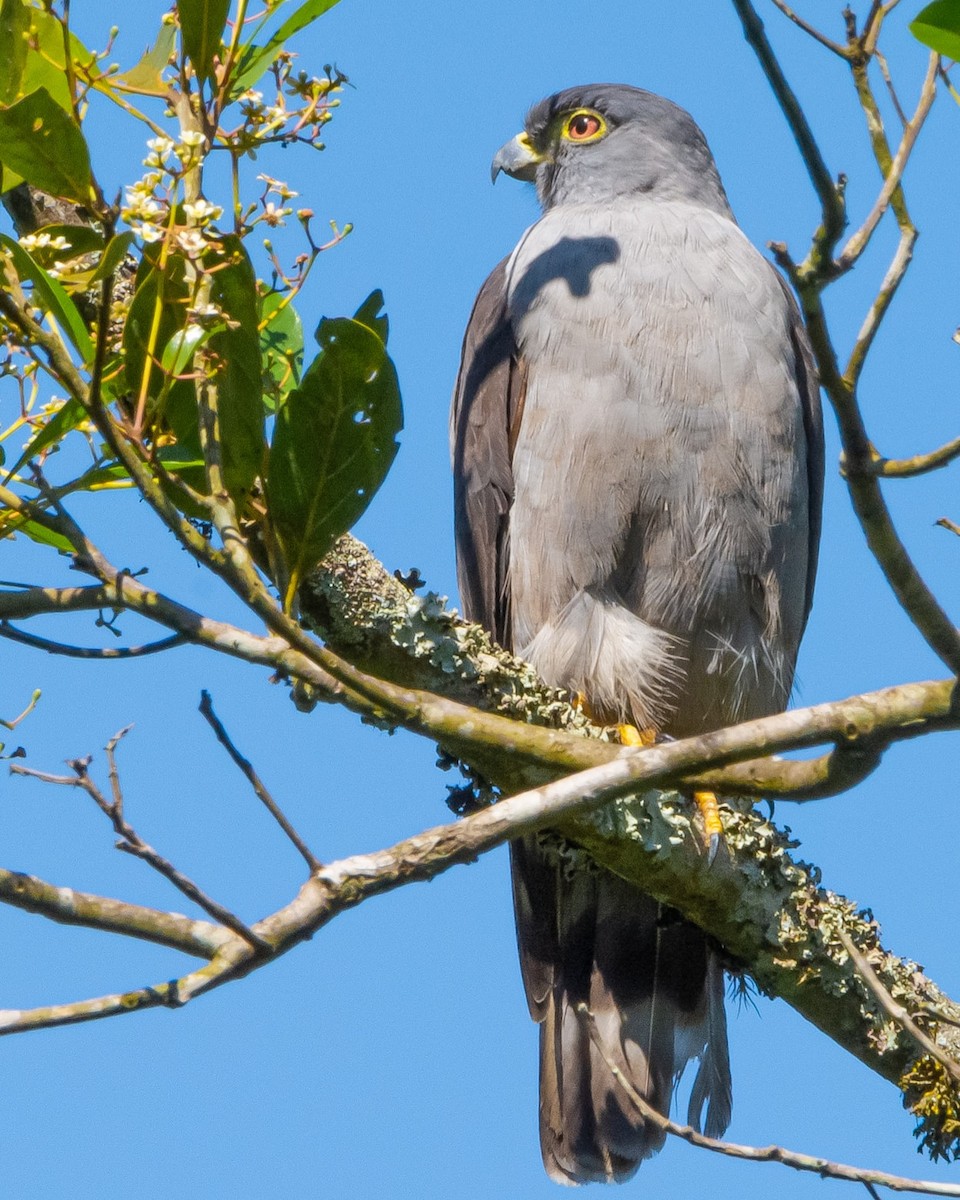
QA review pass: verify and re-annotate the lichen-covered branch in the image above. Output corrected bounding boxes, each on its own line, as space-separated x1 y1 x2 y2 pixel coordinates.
0 866 228 957
5 729 960 1154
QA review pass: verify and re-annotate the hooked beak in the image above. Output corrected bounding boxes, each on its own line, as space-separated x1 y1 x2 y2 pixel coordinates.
490 132 547 183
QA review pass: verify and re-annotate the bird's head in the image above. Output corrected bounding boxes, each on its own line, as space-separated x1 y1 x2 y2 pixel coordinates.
491 84 732 215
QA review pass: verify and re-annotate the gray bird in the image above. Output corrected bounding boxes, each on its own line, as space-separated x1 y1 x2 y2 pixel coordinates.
451 85 823 1185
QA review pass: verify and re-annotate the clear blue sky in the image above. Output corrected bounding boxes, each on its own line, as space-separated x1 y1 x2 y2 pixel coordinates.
2 2 959 1196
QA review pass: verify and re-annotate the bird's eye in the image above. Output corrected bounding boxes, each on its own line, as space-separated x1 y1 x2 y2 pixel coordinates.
563 110 605 142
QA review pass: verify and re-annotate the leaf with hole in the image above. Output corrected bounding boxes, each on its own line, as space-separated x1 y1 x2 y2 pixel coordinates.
204 235 266 503
267 312 402 604
0 87 94 204
260 290 303 411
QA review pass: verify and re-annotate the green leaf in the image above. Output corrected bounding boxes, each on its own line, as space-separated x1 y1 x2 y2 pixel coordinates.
0 233 93 362
2 397 86 482
267 314 402 600
910 1 960 58
230 0 342 96
89 231 136 284
11 518 73 552
0 87 94 204
113 22 177 95
260 290 303 411
0 0 30 105
352 288 388 344
178 0 230 85
122 251 192 412
205 235 266 502
11 6 95 113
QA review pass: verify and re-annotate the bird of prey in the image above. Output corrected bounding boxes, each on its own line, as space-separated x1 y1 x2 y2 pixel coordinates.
451 85 823 1184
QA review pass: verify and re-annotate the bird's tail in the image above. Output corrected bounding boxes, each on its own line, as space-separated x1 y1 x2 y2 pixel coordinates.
510 836 731 1185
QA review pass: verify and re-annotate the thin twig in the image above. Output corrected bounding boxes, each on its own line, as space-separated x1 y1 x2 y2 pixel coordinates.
936 518 960 538
576 1003 960 1196
869 435 960 479
198 690 321 872
10 751 273 955
731 0 847 270
838 52 939 271
0 688 40 731
770 0 848 57
876 49 909 127
0 621 187 658
838 928 960 1089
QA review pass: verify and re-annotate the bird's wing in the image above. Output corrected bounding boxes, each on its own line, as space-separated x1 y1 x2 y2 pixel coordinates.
450 256 526 648
775 269 825 627
451 258 558 1018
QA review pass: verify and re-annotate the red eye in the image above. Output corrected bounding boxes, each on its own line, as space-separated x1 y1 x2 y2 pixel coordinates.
567 112 602 140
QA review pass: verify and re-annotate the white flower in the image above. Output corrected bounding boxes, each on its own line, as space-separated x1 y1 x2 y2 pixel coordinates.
146 136 174 158
178 130 205 148
18 232 70 252
183 198 223 225
262 201 290 227
175 228 206 255
131 222 164 244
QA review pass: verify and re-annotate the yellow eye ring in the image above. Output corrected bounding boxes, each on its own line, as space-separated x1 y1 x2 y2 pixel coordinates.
561 108 607 144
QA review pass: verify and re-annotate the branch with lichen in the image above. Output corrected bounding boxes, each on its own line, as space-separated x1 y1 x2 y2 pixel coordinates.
6 702 960 1157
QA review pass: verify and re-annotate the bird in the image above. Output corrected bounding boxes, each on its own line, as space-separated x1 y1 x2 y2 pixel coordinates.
450 84 823 1185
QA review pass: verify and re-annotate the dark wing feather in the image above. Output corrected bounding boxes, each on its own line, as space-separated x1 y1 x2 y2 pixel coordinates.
775 270 824 626
450 257 526 647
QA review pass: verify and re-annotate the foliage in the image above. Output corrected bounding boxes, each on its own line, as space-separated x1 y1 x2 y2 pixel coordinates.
0 0 402 586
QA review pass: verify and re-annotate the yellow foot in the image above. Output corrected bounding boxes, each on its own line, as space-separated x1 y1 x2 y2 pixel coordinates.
693 790 724 864
617 724 657 747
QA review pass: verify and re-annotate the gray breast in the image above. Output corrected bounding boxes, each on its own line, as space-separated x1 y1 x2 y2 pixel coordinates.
505 198 811 735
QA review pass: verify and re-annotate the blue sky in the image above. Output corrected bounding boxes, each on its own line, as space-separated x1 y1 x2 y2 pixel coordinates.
2 1 960 1196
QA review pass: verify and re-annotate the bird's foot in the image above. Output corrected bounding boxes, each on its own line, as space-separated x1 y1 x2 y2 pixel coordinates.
693 790 724 865
617 723 657 747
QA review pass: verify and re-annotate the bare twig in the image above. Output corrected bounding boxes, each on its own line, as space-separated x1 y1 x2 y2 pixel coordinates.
10 749 272 955
838 52 939 271
0 621 187 658
0 688 40 731
770 0 847 57
198 690 321 872
868 435 960 480
731 0 847 273
576 1003 960 1197
736 1 960 674
876 49 909 127
838 928 960 1089
936 518 960 538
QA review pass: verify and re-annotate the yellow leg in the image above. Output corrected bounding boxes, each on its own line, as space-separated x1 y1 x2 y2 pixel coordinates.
618 723 657 747
693 790 724 863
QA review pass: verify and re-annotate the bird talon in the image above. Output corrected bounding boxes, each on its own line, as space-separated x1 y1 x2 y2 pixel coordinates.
618 723 657 747
693 790 724 861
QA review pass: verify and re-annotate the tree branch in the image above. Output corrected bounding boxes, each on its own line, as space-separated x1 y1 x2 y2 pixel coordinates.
577 1004 960 1197
0 866 228 957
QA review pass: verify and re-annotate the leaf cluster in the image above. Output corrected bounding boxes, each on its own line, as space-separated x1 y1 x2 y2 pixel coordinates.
0 0 402 602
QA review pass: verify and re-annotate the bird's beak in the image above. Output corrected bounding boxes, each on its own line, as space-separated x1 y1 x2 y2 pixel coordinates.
490 132 546 183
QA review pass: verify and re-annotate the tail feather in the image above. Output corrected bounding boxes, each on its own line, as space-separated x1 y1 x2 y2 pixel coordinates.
687 954 732 1138
513 835 732 1184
